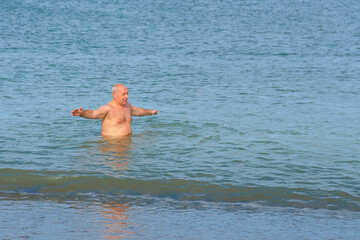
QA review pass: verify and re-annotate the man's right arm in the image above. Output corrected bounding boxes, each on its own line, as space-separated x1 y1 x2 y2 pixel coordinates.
72 105 111 119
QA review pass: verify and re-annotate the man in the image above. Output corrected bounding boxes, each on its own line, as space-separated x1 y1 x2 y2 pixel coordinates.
71 84 158 136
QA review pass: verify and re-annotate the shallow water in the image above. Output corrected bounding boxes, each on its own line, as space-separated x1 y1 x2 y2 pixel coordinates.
1 0 360 239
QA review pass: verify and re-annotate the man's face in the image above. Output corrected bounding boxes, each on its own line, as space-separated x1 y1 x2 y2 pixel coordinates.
114 87 129 105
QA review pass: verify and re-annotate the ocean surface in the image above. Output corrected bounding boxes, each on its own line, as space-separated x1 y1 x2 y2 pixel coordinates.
1 0 360 239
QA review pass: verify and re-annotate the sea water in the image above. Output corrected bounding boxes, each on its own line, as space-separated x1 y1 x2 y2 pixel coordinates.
1 0 359 239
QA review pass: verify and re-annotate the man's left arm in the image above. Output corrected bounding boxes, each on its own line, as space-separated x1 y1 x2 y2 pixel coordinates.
131 105 158 116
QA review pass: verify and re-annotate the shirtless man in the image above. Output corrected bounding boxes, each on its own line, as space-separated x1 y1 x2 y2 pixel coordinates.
71 84 158 136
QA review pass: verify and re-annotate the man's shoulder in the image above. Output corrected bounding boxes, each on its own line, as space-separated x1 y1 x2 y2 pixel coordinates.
104 103 114 108
125 102 133 109
99 103 113 111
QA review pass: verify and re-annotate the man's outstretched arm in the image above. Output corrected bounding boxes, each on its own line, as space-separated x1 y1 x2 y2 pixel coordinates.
131 105 158 117
72 105 110 119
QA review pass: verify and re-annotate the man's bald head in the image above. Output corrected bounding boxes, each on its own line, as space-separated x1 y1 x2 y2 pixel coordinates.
112 84 129 106
112 84 127 94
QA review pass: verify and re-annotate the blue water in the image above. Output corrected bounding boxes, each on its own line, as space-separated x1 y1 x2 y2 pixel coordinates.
1 0 360 239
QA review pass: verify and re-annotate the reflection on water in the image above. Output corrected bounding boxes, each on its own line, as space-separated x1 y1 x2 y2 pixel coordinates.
95 136 138 238
99 201 138 239
98 135 133 177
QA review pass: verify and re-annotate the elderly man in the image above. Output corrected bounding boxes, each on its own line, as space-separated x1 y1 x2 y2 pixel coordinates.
71 84 158 136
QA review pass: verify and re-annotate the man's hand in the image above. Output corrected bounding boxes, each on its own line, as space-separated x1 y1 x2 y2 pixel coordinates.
149 110 158 115
72 107 83 116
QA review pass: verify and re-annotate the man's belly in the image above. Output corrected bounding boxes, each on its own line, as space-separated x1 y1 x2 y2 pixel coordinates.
101 123 132 136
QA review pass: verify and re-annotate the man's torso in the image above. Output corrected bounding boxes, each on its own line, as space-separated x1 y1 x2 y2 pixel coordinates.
101 103 132 136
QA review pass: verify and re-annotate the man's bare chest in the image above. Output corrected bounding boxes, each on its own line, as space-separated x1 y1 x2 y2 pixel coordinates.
107 107 132 123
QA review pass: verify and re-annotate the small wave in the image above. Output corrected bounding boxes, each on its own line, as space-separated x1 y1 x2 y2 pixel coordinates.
1 168 359 211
